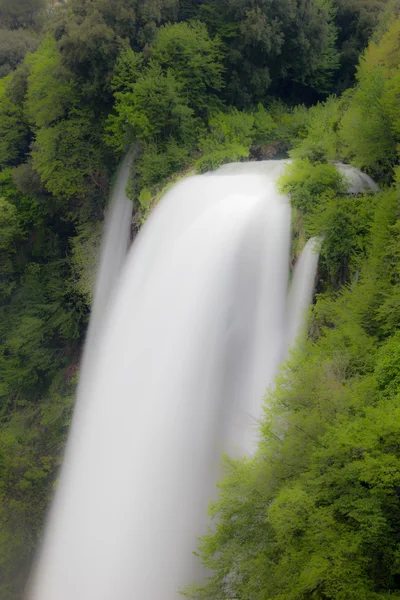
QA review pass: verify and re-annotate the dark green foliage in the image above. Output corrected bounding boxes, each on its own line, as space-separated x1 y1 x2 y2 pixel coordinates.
0 0 45 30
51 0 179 104
109 63 195 144
0 76 29 168
290 96 341 162
0 28 38 77
279 159 374 290
309 192 377 290
32 109 106 200
137 140 191 187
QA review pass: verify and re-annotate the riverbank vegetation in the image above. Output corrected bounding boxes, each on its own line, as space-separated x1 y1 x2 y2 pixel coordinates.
184 13 400 600
0 0 400 598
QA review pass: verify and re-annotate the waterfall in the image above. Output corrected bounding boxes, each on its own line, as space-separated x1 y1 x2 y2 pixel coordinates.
29 159 345 600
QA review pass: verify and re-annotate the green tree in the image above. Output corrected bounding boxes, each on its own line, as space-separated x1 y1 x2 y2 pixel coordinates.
149 21 224 113
106 61 195 153
25 35 77 128
0 196 23 300
196 108 255 172
339 58 396 178
339 17 400 180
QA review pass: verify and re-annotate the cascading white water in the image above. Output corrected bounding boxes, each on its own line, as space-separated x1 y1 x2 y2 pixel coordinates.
29 159 374 600
335 162 379 194
286 237 321 352
77 153 133 409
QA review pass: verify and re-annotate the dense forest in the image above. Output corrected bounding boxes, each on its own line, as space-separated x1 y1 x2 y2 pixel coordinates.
1 0 400 598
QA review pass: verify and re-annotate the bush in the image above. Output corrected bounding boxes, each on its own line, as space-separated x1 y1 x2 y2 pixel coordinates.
279 158 346 212
268 101 311 147
252 104 277 144
199 108 255 153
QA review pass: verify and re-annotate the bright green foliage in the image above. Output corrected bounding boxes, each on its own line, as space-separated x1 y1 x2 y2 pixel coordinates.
196 144 249 174
0 381 74 600
285 16 400 181
382 71 400 141
106 20 225 175
110 64 194 144
252 103 277 144
264 101 313 147
338 18 400 179
0 196 23 299
251 101 311 149
107 49 197 188
334 0 387 91
21 35 111 205
32 110 103 200
199 109 255 152
70 220 102 304
308 192 377 290
149 22 224 113
186 18 400 599
279 158 346 211
196 109 254 172
110 46 143 94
